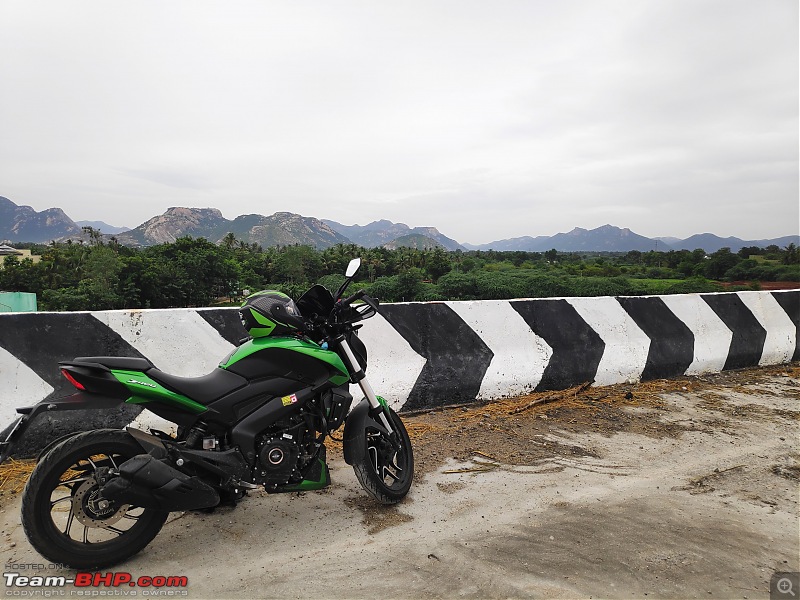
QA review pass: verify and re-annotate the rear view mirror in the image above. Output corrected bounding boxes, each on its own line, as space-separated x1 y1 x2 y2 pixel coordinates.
345 258 361 278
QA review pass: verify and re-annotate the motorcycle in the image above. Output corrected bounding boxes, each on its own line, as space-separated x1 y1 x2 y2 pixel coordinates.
0 257 413 569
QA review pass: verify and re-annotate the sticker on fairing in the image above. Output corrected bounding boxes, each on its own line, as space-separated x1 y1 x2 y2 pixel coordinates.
281 394 298 406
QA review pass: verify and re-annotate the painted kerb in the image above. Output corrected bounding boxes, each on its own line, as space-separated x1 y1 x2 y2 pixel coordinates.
1 290 797 457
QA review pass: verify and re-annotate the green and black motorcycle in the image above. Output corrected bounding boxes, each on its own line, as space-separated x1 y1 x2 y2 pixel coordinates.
0 258 413 569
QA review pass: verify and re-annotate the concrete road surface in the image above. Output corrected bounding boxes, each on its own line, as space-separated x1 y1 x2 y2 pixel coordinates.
2 365 798 599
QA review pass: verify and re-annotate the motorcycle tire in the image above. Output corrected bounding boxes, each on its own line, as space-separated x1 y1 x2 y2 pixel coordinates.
352 407 414 504
21 429 169 570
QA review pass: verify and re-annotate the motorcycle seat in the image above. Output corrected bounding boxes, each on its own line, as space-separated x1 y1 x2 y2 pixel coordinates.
147 368 248 405
71 356 156 371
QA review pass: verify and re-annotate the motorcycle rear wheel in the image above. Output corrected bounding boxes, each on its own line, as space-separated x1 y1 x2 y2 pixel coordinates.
21 429 169 569
352 407 414 504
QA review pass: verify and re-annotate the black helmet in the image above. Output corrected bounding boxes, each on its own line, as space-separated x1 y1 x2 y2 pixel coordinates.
239 291 305 338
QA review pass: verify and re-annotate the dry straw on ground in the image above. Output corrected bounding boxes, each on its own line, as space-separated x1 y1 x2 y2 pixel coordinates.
0 458 34 496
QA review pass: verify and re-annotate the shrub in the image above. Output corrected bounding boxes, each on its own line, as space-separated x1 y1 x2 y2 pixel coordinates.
664 278 724 294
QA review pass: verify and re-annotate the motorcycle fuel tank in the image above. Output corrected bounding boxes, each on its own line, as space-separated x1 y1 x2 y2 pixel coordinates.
219 337 350 387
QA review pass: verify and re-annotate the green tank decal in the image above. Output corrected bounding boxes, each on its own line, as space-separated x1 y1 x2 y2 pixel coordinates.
111 370 208 414
219 337 350 385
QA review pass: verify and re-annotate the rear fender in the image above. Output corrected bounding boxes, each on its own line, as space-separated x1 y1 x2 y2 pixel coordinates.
125 426 168 458
0 392 125 463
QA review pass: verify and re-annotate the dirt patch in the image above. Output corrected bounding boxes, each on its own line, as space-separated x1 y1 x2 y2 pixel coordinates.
671 464 747 494
436 481 466 494
771 456 800 481
404 363 800 479
343 495 414 534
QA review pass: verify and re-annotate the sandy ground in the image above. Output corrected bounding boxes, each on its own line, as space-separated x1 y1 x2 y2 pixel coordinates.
1 364 798 599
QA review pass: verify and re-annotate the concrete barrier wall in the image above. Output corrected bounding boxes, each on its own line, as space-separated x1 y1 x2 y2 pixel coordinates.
1 290 797 456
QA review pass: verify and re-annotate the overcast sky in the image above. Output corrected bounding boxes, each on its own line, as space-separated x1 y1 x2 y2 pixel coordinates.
0 1 797 245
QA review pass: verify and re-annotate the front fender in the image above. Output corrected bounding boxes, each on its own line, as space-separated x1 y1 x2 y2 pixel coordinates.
342 398 392 465
0 392 127 463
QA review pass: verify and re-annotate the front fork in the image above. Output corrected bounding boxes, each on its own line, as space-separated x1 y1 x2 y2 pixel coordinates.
336 337 395 435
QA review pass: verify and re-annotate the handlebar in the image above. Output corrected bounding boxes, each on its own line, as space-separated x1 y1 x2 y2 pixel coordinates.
332 290 379 323
340 290 379 312
339 289 366 307
298 288 378 345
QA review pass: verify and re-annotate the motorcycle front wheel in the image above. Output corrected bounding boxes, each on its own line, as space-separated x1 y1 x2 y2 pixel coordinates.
21 429 169 570
352 407 414 504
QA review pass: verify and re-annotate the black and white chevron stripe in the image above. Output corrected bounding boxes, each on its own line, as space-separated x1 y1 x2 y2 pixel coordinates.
1 290 797 456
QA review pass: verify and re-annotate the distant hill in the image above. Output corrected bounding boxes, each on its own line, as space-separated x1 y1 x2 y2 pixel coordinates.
472 226 798 253
463 235 551 251
324 219 465 251
228 212 350 249
546 225 667 252
115 207 227 245
0 195 795 253
409 227 463 251
0 196 82 243
654 236 681 246
671 233 800 253
383 234 445 250
115 207 349 249
324 219 410 248
473 225 669 252
76 220 130 235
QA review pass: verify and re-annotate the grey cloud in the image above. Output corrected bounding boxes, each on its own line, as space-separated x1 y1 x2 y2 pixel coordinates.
0 0 795 243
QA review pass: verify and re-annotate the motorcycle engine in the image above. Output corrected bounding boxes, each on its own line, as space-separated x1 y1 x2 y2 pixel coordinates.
253 415 316 489
256 435 300 487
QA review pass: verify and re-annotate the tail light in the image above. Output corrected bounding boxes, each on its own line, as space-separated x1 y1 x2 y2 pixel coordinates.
61 369 86 391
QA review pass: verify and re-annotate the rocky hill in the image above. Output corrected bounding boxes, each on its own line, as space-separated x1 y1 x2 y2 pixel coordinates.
383 234 445 250
323 219 465 251
546 225 664 252
0 196 82 243
228 212 349 249
470 225 666 252
115 207 349 249
115 207 225 245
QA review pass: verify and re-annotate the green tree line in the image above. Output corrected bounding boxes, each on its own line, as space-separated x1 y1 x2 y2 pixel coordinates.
1 231 797 311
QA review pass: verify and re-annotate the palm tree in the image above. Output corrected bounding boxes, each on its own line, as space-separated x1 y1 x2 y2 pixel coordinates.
222 232 237 250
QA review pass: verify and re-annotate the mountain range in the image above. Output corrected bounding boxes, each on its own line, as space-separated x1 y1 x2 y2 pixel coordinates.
322 219 463 250
464 227 798 253
113 208 352 249
0 196 796 253
0 196 82 242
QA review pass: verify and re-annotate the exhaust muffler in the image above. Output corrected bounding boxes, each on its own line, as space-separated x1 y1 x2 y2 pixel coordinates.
101 454 220 511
